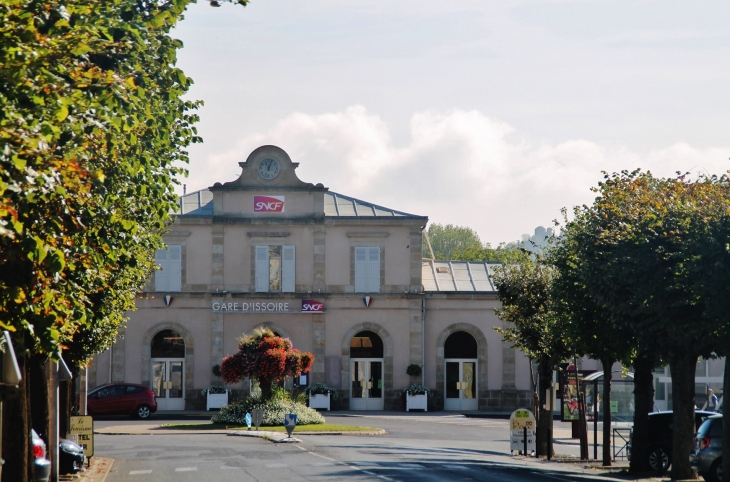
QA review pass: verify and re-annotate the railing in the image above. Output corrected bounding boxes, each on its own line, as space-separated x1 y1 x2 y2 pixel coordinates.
613 428 631 461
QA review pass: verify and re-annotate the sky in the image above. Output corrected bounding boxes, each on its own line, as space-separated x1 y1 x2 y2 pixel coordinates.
171 0 730 245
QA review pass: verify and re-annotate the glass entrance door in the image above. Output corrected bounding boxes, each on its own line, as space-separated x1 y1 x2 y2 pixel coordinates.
350 359 384 410
151 359 185 410
444 359 478 411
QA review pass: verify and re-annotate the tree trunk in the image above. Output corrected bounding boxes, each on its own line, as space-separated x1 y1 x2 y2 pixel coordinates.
669 354 698 480
601 358 614 466
260 379 273 400
630 353 655 473
2 356 30 482
722 356 729 482
536 357 552 457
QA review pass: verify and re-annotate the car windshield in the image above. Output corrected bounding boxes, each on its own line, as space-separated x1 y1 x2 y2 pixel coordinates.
698 417 722 437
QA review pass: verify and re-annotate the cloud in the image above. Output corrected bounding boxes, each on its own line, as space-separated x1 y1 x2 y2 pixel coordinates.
185 106 730 244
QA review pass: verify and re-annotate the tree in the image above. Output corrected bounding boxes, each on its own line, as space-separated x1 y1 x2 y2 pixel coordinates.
0 1 248 479
220 329 315 400
422 223 482 260
493 257 572 457
452 242 528 265
562 170 730 479
550 208 638 466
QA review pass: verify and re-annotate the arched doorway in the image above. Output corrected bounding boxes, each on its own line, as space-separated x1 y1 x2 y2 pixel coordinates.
151 329 185 410
444 331 478 411
350 330 384 410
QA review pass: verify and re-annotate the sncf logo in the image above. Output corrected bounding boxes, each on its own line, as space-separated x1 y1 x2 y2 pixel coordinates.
302 300 324 313
253 195 285 213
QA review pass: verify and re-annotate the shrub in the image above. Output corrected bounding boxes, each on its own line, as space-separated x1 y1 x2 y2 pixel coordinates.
403 383 432 396
201 385 230 396
304 382 339 400
211 395 325 426
406 364 422 377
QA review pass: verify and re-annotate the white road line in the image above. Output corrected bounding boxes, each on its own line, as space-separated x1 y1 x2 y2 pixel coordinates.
129 470 152 475
443 464 468 470
175 467 197 472
362 470 376 475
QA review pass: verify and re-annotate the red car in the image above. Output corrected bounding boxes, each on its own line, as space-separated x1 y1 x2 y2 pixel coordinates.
88 383 157 419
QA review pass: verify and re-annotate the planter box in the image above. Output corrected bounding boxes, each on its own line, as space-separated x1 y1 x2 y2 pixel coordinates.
309 393 331 411
207 392 229 411
406 393 428 412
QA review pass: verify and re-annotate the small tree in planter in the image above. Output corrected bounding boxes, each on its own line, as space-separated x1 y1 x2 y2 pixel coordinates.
220 328 314 400
404 383 431 412
305 383 339 411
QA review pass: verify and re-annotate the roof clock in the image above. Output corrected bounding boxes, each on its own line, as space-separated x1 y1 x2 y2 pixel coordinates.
257 157 280 180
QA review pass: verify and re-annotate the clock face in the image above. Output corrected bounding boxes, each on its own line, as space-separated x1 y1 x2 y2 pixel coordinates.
258 158 280 180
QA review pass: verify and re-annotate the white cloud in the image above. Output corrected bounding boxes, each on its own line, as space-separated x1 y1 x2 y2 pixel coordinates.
185 106 730 244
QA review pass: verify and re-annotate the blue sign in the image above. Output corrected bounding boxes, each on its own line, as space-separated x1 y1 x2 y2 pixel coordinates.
284 414 297 427
245 413 252 429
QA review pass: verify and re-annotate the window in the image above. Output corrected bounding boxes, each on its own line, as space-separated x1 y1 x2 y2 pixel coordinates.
354 246 380 293
255 245 295 293
155 245 181 292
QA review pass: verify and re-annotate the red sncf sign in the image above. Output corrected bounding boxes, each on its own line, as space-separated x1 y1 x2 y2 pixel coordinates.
253 195 285 213
301 300 324 313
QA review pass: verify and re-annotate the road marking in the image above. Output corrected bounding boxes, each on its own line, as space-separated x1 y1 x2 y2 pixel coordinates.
175 467 197 472
266 463 288 468
354 462 379 466
399 463 424 468
443 464 468 470
362 470 376 475
129 470 152 475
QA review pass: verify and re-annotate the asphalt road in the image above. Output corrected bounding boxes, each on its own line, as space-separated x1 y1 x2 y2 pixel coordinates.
97 414 618 482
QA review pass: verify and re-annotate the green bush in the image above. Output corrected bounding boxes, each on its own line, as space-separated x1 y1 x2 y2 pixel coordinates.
212 389 325 426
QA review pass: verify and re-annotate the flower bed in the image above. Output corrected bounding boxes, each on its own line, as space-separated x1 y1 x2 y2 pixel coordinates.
211 397 325 426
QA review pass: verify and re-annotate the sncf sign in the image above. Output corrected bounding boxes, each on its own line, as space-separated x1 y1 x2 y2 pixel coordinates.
254 195 285 213
302 300 325 313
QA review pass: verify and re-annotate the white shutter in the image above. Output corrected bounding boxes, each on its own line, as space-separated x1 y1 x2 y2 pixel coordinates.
155 249 169 291
368 247 381 293
354 247 368 292
255 246 269 292
282 245 296 293
168 245 182 292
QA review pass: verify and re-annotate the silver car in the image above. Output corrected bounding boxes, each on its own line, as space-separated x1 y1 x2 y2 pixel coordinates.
690 414 723 482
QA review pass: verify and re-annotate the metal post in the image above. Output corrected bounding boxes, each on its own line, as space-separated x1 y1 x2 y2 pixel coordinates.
80 367 88 416
523 426 527 455
594 379 598 460
548 381 554 461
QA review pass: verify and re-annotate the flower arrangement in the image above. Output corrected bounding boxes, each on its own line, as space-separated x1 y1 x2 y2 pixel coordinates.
304 382 339 400
403 383 432 396
201 385 231 396
211 389 325 426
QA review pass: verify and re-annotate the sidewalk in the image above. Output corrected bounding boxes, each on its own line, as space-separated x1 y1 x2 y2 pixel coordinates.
59 457 113 482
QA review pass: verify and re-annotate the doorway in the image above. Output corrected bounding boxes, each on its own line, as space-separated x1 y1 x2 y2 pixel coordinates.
443 331 479 411
150 330 185 410
349 331 384 410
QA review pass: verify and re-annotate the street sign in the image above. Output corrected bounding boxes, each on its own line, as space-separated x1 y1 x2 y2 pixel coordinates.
245 413 252 430
252 408 263 430
284 413 297 438
509 409 535 453
70 415 94 458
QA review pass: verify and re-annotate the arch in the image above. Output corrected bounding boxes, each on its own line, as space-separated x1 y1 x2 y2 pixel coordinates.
436 323 488 410
141 322 195 397
341 322 394 407
350 330 384 358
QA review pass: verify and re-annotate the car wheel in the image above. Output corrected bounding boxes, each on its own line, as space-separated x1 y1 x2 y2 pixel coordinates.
706 459 723 482
135 405 151 419
648 447 670 473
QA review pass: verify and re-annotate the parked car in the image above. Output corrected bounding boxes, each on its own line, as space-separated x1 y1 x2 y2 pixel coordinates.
88 383 157 419
59 438 85 474
31 429 51 482
627 410 715 473
691 414 723 482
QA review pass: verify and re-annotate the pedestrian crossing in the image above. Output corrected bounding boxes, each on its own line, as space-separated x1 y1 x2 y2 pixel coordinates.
127 461 471 475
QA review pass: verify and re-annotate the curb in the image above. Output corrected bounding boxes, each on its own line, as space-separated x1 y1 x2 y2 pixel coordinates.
95 429 386 436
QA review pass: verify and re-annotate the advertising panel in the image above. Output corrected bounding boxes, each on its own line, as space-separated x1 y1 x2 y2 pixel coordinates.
301 299 325 313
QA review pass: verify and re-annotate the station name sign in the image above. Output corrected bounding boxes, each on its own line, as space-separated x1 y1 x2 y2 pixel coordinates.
212 299 324 314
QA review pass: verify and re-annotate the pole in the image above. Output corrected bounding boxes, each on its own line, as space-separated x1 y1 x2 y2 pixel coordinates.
593 379 598 460
80 367 88 416
49 360 59 482
548 379 554 461
524 426 527 456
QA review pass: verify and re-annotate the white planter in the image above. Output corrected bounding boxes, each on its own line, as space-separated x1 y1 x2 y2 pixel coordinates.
309 393 331 411
207 392 229 410
406 393 428 412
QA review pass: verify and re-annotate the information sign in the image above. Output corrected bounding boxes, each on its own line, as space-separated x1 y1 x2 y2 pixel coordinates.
509 409 535 453
252 408 263 430
284 413 297 438
245 413 252 430
70 415 94 457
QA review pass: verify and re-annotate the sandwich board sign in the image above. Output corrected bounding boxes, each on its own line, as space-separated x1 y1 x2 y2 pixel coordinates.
509 409 535 453
70 416 94 458
284 413 297 438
